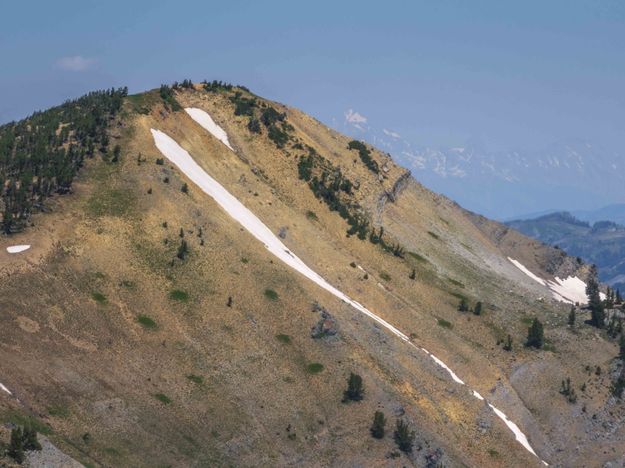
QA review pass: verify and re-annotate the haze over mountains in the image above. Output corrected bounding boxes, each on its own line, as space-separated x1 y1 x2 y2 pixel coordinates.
339 114 625 221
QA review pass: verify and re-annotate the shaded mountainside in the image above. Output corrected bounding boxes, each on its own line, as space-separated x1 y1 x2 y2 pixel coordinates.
1 83 624 467
507 212 625 290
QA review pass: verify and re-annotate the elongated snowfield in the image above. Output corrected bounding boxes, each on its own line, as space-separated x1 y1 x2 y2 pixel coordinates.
184 108 234 150
0 382 11 395
151 127 547 465
6 245 30 254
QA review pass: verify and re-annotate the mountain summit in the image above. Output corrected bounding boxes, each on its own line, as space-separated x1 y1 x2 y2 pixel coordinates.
0 82 623 467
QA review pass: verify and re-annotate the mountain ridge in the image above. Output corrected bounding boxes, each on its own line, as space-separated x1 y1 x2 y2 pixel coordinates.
0 82 623 467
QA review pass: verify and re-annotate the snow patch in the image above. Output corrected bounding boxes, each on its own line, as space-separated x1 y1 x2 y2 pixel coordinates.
508 258 546 286
7 245 30 254
151 128 547 465
0 382 11 395
508 257 597 305
184 108 234 151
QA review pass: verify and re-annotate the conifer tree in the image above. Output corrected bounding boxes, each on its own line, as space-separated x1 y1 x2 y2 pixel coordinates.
568 306 576 326
457 298 469 312
23 424 41 451
8 427 24 464
525 318 544 349
586 265 605 328
370 411 386 439
409 269 416 280
393 419 415 453
342 372 364 402
473 301 482 316
503 334 512 351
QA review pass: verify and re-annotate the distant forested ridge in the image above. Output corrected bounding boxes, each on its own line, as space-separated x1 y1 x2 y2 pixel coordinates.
0 87 127 233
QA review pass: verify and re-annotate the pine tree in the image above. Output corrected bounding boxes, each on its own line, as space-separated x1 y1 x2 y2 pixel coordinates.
393 419 415 453
409 269 416 280
619 334 625 359
181 183 188 194
370 411 386 439
503 334 512 351
23 424 41 451
473 301 482 316
8 427 25 464
176 240 189 260
342 372 364 402
525 318 544 349
586 265 605 328
568 306 576 326
457 298 469 312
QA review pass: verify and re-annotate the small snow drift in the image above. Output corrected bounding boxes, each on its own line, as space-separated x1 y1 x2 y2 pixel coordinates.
508 257 592 304
6 245 30 254
185 108 234 150
151 128 548 464
0 382 12 395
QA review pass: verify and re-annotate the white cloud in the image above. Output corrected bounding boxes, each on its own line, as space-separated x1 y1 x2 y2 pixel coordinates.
383 128 401 139
56 55 96 72
344 109 367 125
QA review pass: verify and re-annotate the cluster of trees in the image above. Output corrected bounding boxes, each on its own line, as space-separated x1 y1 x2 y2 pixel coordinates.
5 424 41 464
0 87 127 234
347 140 379 174
341 373 417 453
559 377 577 403
202 80 234 92
159 84 182 111
457 298 483 315
604 286 623 308
297 146 370 239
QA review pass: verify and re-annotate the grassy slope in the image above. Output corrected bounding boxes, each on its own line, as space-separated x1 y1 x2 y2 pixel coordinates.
0 85 622 467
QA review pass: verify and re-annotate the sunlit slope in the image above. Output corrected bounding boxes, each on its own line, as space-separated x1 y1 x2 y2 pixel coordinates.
1 83 622 467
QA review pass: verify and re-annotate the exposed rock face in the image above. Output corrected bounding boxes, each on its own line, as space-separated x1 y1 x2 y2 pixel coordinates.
375 169 412 222
311 303 338 338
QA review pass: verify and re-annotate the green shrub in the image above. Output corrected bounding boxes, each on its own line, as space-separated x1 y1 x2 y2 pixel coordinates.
408 251 427 262
305 210 318 221
154 393 172 405
169 289 189 302
137 315 157 329
379 272 391 281
186 374 204 384
276 334 292 344
438 318 453 329
306 363 324 374
264 288 279 300
91 291 107 304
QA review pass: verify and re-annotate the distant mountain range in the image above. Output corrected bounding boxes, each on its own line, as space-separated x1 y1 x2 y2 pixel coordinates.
339 113 625 221
506 212 625 290
509 204 625 226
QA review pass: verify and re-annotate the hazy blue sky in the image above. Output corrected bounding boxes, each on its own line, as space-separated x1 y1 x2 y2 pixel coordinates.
2 0 624 152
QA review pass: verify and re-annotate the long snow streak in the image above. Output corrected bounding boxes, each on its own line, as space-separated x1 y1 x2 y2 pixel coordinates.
184 108 234 150
151 128 548 465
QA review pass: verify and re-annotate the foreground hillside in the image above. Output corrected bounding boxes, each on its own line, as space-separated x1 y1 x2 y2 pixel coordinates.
507 212 625 291
0 83 623 467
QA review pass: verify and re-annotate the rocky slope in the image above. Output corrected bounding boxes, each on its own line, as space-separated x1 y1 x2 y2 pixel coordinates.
0 83 623 467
